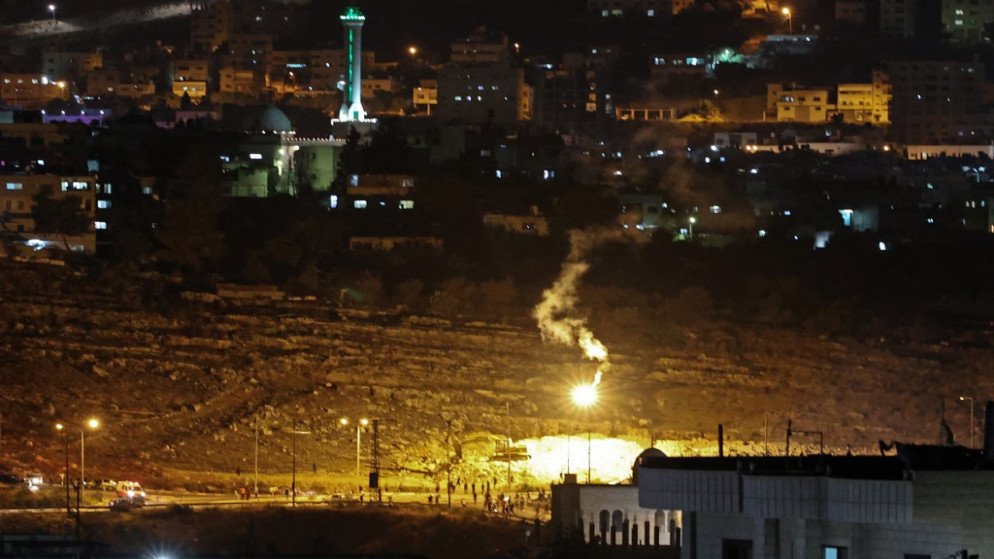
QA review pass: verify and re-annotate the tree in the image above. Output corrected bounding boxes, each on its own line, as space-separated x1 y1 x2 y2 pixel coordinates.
156 148 225 273
30 185 91 250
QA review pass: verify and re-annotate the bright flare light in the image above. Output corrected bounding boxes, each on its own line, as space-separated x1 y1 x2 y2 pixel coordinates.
87 418 99 429
571 384 598 408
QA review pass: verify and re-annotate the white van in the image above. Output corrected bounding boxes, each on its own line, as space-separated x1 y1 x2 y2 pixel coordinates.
115 481 146 500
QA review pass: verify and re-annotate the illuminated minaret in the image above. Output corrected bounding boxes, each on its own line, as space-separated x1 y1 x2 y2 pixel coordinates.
338 6 367 122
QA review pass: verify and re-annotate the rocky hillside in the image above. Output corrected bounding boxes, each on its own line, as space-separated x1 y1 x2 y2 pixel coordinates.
2 260 992 488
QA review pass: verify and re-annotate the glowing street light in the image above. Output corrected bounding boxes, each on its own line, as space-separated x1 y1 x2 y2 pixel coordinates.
688 216 696 240
340 417 369 476
77 418 99 540
571 383 599 484
55 423 70 515
290 423 311 508
48 4 57 26
408 46 417 57
960 396 975 448
781 7 792 34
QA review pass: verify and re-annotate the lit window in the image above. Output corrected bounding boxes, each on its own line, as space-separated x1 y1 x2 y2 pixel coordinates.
249 153 263 160
5 182 22 190
94 221 108 230
329 195 338 209
97 200 111 209
647 8 655 15
399 200 414 209
354 200 367 209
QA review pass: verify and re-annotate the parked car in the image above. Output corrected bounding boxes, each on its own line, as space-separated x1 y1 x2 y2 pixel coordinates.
109 496 144 512
24 473 43 486
115 481 146 500
0 473 21 484
93 478 117 491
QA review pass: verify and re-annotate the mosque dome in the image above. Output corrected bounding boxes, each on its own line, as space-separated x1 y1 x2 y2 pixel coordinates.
244 105 293 133
631 447 666 484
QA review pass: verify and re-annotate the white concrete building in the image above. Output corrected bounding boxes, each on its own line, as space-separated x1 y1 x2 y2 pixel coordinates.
638 445 994 559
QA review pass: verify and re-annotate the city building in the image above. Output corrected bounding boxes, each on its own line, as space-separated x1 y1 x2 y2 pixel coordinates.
85 68 157 99
436 66 533 126
333 174 415 211
41 51 104 83
941 0 994 43
170 59 210 100
835 0 868 24
0 173 99 251
483 207 550 236
0 74 67 108
836 71 891 124
767 84 833 123
638 406 994 559
887 60 988 143
449 27 512 66
587 0 693 17
413 79 437 114
880 0 918 37
650 53 712 83
221 106 343 197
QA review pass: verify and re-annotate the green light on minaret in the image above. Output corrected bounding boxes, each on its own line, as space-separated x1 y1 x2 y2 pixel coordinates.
347 29 354 87
340 6 365 22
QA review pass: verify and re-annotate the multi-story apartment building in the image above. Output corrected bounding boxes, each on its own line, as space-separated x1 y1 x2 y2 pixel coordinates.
880 0 917 37
266 49 375 93
85 68 157 98
835 0 868 24
0 74 67 108
171 59 210 100
587 0 693 16
436 66 533 125
436 28 533 126
767 84 833 123
219 66 262 95
190 1 234 52
942 0 994 43
0 173 99 251
450 27 512 66
413 79 438 114
767 75 891 124
224 34 273 69
41 51 104 82
837 72 891 124
887 60 989 143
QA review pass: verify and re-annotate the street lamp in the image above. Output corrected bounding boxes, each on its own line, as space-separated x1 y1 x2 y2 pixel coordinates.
76 418 98 540
688 216 696 240
781 7 792 34
48 4 57 26
571 384 598 484
408 46 417 58
55 423 70 515
290 423 311 508
960 396 975 448
340 418 369 476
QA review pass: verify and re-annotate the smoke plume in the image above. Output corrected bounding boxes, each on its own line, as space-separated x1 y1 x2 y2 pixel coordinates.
534 227 641 384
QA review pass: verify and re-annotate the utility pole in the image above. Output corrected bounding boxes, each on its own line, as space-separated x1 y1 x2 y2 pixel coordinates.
254 417 259 497
506 402 512 487
446 417 452 508
372 419 381 503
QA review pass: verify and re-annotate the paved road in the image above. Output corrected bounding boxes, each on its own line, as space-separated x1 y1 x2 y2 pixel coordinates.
1 487 552 523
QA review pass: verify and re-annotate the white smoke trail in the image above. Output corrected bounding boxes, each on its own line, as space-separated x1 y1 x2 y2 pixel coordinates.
534 227 641 381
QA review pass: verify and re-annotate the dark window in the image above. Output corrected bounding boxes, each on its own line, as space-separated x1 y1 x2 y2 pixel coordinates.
723 539 753 559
